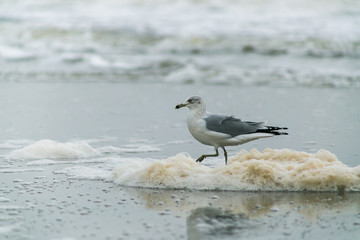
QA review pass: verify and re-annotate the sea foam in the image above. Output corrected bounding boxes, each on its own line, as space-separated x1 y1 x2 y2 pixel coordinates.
112 149 360 192
8 139 99 160
7 139 161 161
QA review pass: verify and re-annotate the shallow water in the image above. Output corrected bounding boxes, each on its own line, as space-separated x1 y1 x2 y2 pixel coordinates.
0 82 360 239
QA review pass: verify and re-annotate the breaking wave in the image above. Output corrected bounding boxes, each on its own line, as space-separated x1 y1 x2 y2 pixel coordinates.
1 0 359 88
112 149 360 192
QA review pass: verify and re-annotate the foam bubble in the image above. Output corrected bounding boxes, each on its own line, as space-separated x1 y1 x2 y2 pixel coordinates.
8 139 99 160
111 149 360 192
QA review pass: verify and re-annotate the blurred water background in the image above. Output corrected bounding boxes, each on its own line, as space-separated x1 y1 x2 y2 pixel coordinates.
1 0 360 87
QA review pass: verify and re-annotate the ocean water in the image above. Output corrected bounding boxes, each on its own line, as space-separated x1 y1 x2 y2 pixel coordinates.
0 83 359 239
1 0 360 239
1 0 360 87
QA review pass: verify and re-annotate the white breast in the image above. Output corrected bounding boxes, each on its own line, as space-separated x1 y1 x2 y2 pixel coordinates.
186 112 230 147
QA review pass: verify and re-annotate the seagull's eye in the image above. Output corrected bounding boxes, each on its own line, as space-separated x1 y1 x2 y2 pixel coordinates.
188 99 193 103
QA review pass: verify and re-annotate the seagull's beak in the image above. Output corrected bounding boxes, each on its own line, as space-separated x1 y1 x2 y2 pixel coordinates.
175 103 187 109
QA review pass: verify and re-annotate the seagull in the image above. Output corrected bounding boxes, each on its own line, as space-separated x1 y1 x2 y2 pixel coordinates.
175 96 288 164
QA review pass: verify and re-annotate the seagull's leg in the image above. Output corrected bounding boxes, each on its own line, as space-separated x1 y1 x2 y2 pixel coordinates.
221 147 228 165
196 148 219 163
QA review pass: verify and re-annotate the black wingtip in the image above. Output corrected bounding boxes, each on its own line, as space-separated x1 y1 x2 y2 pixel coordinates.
265 126 288 130
256 126 289 135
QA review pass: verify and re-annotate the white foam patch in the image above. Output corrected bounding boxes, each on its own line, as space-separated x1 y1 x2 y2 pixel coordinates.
0 205 29 210
0 45 34 60
111 149 360 192
7 139 162 160
0 197 10 202
8 139 99 160
0 168 44 173
52 157 150 180
26 156 140 167
26 158 107 166
26 159 58 166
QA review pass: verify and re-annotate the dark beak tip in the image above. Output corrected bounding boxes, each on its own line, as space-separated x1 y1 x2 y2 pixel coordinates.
176 103 186 109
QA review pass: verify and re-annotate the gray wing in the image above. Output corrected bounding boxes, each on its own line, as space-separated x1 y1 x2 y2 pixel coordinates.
204 114 265 137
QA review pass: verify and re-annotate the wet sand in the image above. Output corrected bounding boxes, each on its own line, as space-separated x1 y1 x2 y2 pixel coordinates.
1 82 360 239
2 174 360 240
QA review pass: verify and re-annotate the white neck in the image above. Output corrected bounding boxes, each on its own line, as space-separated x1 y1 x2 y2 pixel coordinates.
187 104 206 124
190 103 206 115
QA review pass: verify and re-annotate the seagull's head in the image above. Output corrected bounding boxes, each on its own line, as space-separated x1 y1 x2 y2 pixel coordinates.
175 96 205 111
